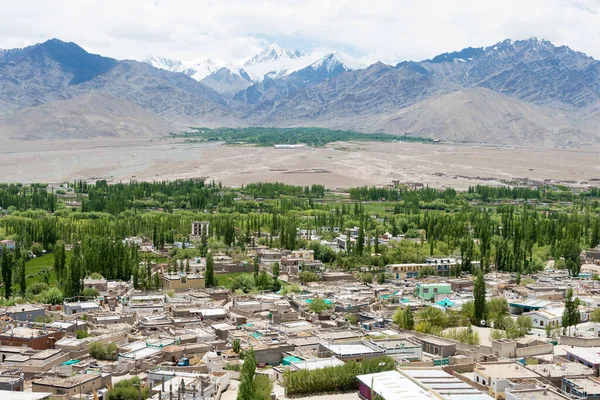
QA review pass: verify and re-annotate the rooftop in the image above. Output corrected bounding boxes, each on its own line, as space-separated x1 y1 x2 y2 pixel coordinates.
566 347 600 365
507 388 569 400
564 377 600 394
291 357 345 371
475 363 541 380
526 362 594 378
34 373 99 388
357 370 434 400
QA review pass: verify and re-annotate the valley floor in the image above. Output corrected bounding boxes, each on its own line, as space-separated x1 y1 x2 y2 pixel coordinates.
2 138 600 189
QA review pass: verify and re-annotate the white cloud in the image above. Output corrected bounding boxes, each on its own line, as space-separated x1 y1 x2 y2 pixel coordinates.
1 0 600 65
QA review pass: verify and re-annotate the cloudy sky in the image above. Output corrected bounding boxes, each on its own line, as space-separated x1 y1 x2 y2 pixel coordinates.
2 0 600 64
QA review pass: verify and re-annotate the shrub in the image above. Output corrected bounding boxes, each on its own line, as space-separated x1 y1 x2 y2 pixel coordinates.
283 356 395 396
308 298 331 314
299 271 320 284
440 327 480 345
231 275 256 293
76 330 89 339
38 288 64 305
82 287 100 297
29 282 49 295
89 342 118 360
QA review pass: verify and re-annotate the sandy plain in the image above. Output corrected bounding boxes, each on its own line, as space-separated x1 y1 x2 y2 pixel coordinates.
2 138 600 189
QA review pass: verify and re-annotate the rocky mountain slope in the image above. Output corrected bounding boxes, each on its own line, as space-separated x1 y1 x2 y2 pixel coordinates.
2 37 600 146
0 92 175 139
372 88 592 146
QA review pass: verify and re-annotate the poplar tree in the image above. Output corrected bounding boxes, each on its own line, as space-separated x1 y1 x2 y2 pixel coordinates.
474 270 486 324
205 252 215 287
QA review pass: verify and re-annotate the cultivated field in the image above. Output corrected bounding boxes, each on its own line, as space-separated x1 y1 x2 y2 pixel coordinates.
2 137 600 189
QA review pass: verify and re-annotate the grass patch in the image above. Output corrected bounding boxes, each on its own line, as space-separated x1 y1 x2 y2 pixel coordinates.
215 272 254 289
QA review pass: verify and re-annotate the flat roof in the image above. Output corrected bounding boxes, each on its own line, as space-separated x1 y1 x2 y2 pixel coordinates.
566 347 600 365
321 342 380 356
34 373 99 388
0 391 52 400
564 377 600 393
475 363 541 380
357 370 434 400
291 357 345 370
507 388 569 400
526 362 594 378
403 369 493 400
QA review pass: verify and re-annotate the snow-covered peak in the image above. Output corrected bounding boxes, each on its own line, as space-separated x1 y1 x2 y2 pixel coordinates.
310 51 365 72
241 43 319 81
142 54 227 80
143 54 183 71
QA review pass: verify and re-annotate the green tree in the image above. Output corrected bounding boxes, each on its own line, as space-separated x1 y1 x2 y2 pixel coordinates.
253 256 260 281
1 246 14 299
53 241 67 281
377 272 386 284
308 298 331 314
474 270 486 324
19 255 26 296
562 288 580 335
205 252 215 287
299 271 320 284
107 377 149 400
417 306 448 329
237 348 257 400
393 306 414 330
590 308 600 323
82 287 99 297
232 339 241 354
66 242 83 297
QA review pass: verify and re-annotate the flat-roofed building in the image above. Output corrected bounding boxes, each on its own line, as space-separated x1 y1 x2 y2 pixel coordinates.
563 377 600 399
403 369 493 400
565 347 600 376
0 327 63 351
319 340 384 361
32 372 111 398
0 392 51 400
162 272 205 291
357 370 434 400
473 362 541 397
3 304 46 323
416 283 452 301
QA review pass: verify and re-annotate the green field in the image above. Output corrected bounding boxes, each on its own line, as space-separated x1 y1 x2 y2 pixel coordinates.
24 252 72 287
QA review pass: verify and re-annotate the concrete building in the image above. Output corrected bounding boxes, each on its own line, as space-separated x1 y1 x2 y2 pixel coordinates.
191 221 210 237
524 307 589 329
62 298 101 315
3 304 46 323
0 327 63 350
417 336 456 358
565 347 600 376
387 263 425 279
319 340 384 362
0 369 24 391
563 377 600 400
473 362 541 398
425 257 457 276
525 362 594 388
415 283 452 301
403 369 494 400
32 372 111 398
162 273 205 291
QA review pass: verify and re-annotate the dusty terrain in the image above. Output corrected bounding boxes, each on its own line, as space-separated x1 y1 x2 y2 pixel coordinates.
2 138 600 189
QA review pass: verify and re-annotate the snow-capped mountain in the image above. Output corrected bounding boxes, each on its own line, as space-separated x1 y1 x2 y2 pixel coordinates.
284 51 365 86
142 55 227 81
240 43 321 81
142 44 368 96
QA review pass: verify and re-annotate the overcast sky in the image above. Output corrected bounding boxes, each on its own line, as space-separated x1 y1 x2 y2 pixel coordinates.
2 0 600 64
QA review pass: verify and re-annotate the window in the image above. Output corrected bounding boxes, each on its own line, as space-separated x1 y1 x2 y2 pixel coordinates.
540 320 544 326
433 288 439 294
423 288 429 294
433 346 439 354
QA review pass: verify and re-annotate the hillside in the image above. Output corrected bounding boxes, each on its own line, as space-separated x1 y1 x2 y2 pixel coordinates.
0 92 175 139
373 88 595 146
